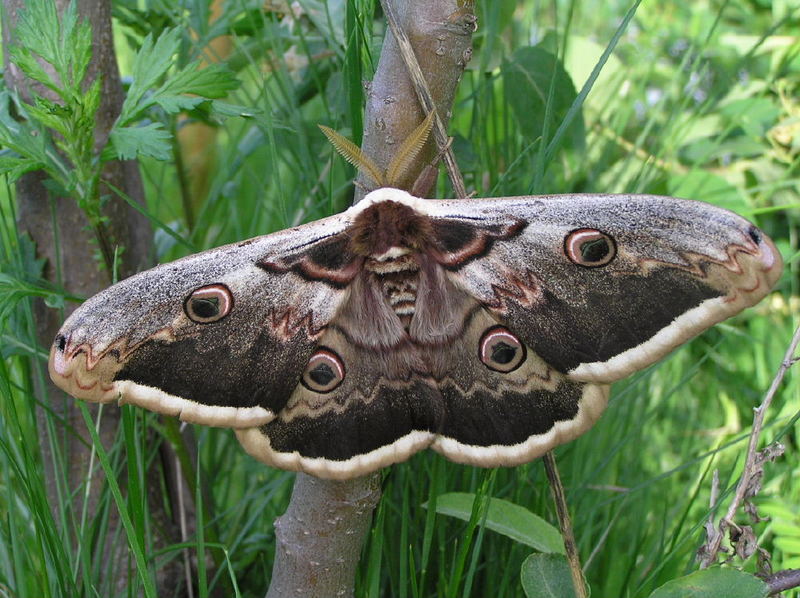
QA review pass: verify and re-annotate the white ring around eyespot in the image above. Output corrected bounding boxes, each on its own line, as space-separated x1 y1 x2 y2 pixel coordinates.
564 228 616 267
308 350 345 380
185 283 233 323
302 348 345 392
479 326 525 372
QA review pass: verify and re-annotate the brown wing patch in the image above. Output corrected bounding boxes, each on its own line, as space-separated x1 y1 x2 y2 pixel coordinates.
424 308 609 465
429 217 527 269
258 233 361 288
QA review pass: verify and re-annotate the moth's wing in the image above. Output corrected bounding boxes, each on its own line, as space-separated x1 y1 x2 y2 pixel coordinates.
49 212 359 428
237 275 444 479
425 306 609 466
424 194 782 383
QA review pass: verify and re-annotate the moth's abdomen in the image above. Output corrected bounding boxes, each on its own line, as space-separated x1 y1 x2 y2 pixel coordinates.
365 254 421 329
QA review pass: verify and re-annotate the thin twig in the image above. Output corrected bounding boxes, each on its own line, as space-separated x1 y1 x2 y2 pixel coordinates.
379 0 468 198
763 568 800 595
700 323 800 567
543 452 587 598
176 458 194 598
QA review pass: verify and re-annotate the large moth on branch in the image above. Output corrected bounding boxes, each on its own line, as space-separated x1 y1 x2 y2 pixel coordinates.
50 121 782 479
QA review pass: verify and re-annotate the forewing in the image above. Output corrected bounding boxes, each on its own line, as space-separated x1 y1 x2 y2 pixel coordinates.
424 194 782 383
49 213 356 428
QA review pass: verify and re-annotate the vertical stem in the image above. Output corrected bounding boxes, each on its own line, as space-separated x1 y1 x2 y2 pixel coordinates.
265 1 475 596
266 474 382 598
543 452 587 598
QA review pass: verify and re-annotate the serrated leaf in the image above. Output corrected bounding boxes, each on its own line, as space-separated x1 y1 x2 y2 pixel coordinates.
118 28 182 125
432 492 564 554
521 554 579 598
12 1 61 68
156 63 239 100
25 99 72 139
155 96 206 114
119 34 240 126
8 47 62 98
12 0 93 94
83 78 102 126
648 568 768 598
109 123 172 160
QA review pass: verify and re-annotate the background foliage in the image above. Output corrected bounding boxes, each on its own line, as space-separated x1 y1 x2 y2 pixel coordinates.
0 0 798 596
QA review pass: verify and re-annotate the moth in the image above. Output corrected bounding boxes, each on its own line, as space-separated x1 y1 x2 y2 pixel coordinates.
49 187 782 479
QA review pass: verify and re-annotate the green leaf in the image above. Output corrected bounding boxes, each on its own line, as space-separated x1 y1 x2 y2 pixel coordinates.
666 172 748 213
108 123 172 161
0 94 59 176
501 45 585 151
25 98 73 139
648 568 769 598
0 155 44 182
154 95 206 114
11 0 93 96
8 47 62 98
207 101 258 118
118 28 183 125
432 492 564 554
156 63 239 101
117 30 240 126
521 553 579 598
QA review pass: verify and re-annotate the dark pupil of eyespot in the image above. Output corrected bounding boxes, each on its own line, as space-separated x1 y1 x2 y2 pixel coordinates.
56 335 66 351
310 363 335 386
192 297 220 319
580 238 610 262
748 226 761 244
491 342 517 364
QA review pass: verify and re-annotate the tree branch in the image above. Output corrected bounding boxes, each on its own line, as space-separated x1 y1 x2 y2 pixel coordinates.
266 474 382 598
763 568 800 595
355 0 474 202
378 0 471 198
265 2 474 596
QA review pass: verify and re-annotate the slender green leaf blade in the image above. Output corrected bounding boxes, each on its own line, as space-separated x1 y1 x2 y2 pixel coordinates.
433 492 564 554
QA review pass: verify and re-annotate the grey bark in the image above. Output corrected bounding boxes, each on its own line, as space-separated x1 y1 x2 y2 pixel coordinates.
266 474 382 598
3 1 186 595
356 0 475 202
266 1 475 596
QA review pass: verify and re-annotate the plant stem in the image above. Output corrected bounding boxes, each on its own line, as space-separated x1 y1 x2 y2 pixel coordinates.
699 323 800 567
543 452 587 598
